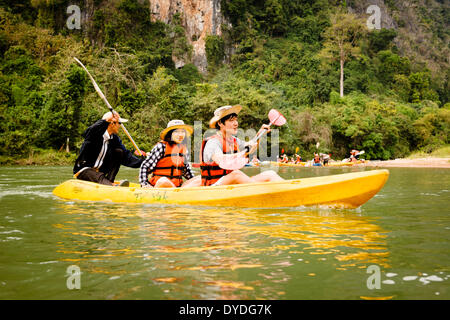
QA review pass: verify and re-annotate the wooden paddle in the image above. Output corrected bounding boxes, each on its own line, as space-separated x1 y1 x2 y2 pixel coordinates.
73 57 144 156
217 109 287 170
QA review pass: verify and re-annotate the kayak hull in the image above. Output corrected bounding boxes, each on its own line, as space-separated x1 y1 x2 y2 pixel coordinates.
269 161 306 167
52 169 389 208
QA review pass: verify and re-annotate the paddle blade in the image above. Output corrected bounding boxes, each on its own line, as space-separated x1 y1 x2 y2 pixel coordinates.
217 154 248 171
268 109 287 126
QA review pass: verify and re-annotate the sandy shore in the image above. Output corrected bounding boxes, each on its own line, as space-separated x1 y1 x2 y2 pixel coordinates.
364 157 450 168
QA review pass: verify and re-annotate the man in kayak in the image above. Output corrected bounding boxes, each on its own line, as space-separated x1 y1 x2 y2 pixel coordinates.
199 105 284 186
349 149 365 163
321 153 331 166
139 120 200 188
73 111 145 186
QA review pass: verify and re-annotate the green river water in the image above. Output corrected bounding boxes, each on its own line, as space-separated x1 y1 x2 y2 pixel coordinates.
0 165 448 300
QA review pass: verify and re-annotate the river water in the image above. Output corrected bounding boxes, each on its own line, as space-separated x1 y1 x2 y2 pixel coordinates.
0 165 448 300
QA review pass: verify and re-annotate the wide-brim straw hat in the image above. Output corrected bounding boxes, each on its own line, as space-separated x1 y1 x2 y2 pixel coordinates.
209 105 242 128
102 111 128 123
160 120 194 140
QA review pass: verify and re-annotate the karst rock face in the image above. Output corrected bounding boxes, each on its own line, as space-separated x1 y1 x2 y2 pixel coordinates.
150 0 226 73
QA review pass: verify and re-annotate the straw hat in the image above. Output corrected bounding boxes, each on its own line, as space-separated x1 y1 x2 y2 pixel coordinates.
102 111 128 123
209 105 242 128
160 120 193 140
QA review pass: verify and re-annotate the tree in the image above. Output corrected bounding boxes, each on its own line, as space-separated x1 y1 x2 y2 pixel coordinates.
376 50 410 84
264 0 287 36
205 35 225 71
320 11 366 97
408 72 440 103
38 64 86 151
367 28 397 55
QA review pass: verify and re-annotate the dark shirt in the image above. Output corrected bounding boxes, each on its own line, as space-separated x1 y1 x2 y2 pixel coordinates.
73 120 143 174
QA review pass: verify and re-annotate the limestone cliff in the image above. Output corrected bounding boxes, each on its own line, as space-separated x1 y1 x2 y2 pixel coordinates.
149 0 226 73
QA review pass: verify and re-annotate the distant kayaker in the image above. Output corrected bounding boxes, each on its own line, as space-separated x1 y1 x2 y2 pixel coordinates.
312 153 322 166
321 153 331 166
349 149 365 162
73 111 145 186
200 105 284 186
139 120 200 188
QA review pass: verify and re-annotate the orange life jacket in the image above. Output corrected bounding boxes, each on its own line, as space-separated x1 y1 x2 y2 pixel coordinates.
149 141 186 187
199 134 239 186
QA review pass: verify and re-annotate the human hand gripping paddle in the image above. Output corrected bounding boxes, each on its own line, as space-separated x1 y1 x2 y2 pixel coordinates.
217 109 287 170
73 57 144 156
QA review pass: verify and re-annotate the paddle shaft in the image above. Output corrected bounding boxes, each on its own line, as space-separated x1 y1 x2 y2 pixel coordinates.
73 57 143 156
245 116 280 154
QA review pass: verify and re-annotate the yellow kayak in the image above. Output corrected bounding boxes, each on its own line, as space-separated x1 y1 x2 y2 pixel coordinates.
325 160 364 167
269 161 306 167
53 169 389 208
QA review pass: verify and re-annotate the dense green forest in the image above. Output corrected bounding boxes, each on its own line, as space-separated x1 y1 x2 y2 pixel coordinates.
0 0 448 165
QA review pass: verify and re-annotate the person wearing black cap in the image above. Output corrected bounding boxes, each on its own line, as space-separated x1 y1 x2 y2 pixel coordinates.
73 111 145 186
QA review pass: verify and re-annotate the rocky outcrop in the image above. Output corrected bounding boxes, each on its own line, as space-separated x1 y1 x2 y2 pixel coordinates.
150 0 226 73
348 0 396 29
349 0 449 75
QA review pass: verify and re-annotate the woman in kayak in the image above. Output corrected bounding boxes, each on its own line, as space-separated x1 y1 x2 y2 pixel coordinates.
312 153 322 166
199 105 284 186
139 120 200 188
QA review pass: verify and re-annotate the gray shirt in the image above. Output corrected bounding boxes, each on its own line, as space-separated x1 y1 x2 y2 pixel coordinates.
203 135 246 163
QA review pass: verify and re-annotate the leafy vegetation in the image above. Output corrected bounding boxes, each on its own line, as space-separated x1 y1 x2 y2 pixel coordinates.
0 0 448 165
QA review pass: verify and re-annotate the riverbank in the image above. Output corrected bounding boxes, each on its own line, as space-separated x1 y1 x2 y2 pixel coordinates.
0 150 76 166
1 148 449 168
365 157 450 168
365 146 450 168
